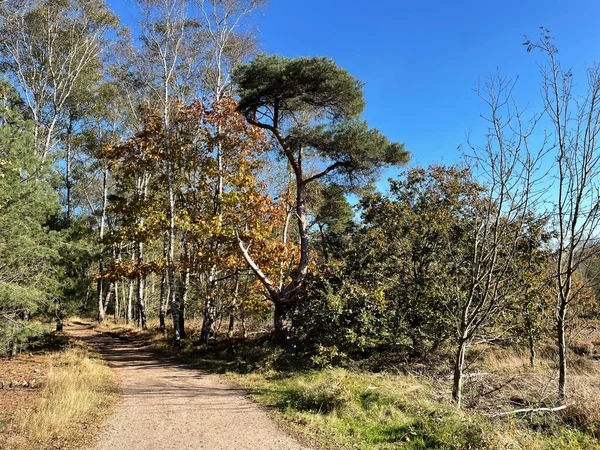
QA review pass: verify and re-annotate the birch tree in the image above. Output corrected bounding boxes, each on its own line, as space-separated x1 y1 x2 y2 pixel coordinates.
136 0 200 345
0 0 119 163
195 0 265 98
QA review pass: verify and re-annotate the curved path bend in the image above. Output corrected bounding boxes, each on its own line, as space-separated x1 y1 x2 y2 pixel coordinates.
66 323 308 450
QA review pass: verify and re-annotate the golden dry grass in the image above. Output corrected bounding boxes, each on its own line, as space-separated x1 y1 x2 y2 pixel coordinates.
458 342 600 438
5 345 118 450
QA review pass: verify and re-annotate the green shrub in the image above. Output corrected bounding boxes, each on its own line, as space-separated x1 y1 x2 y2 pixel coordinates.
292 269 390 359
0 321 48 356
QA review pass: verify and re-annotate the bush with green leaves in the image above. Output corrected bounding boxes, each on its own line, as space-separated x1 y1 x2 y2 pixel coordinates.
292 267 390 362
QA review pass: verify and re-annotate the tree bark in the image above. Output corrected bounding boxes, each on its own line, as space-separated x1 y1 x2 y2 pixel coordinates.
179 241 190 339
241 309 247 339
137 273 147 329
166 120 180 347
318 223 329 263
126 277 134 325
528 330 536 369
557 299 567 403
66 118 73 221
114 281 119 322
97 273 105 323
452 337 468 408
273 300 290 350
55 307 63 332
159 233 169 332
136 238 147 330
200 274 217 344
104 281 114 316
97 166 108 322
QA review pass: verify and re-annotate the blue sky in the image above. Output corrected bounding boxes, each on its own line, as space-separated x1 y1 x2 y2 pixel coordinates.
109 0 600 186
254 1 600 167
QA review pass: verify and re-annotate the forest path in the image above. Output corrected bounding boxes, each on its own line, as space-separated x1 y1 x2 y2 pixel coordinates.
65 323 308 450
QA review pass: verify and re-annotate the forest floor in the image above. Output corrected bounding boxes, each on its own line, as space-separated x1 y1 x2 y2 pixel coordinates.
65 321 310 450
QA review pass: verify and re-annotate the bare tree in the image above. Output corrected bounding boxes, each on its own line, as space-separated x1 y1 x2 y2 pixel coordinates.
526 32 600 403
451 75 547 407
195 0 265 98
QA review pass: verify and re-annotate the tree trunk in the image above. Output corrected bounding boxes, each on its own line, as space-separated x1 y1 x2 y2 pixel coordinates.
126 278 133 325
318 223 329 263
97 275 105 323
163 92 180 348
274 301 290 350
200 280 217 344
179 241 190 339
528 329 536 369
557 300 567 403
159 270 168 332
159 233 168 332
452 337 468 408
66 122 73 221
137 274 147 329
294 175 310 287
97 166 108 322
200 121 224 343
227 275 240 340
241 309 247 339
114 281 119 322
523 311 536 368
104 281 114 316
55 308 63 332
135 173 150 330
136 237 147 329
228 314 234 340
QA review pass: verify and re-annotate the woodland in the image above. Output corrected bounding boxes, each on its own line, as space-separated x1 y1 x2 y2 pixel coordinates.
2 0 600 448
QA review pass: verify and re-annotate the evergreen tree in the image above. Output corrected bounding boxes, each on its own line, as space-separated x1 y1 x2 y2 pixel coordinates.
0 82 63 354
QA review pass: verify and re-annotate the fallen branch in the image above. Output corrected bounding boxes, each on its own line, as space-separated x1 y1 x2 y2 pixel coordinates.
488 403 572 417
476 376 516 399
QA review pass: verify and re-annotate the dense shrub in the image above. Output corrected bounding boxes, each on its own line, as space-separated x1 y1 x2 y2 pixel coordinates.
292 268 390 361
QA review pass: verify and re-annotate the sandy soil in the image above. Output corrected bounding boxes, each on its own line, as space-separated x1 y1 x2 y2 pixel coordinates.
66 323 309 450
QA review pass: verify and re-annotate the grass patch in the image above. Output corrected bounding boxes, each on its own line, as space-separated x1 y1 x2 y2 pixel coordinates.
231 368 488 449
2 344 118 450
230 368 600 449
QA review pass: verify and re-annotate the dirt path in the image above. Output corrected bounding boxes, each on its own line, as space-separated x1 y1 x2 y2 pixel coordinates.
66 323 309 450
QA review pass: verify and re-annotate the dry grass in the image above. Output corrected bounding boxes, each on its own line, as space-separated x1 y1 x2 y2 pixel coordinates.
4 345 118 450
456 340 600 442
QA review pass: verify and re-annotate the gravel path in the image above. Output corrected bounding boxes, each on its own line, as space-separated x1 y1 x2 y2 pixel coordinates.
66 323 309 450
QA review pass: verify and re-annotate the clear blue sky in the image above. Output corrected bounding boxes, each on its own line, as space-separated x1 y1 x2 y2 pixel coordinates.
255 1 600 166
109 0 600 181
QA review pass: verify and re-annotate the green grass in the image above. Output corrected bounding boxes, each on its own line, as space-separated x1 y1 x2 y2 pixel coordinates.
231 368 600 449
229 368 489 449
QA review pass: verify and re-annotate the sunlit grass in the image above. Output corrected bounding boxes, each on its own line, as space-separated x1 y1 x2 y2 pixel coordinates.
228 368 599 449
6 346 118 449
